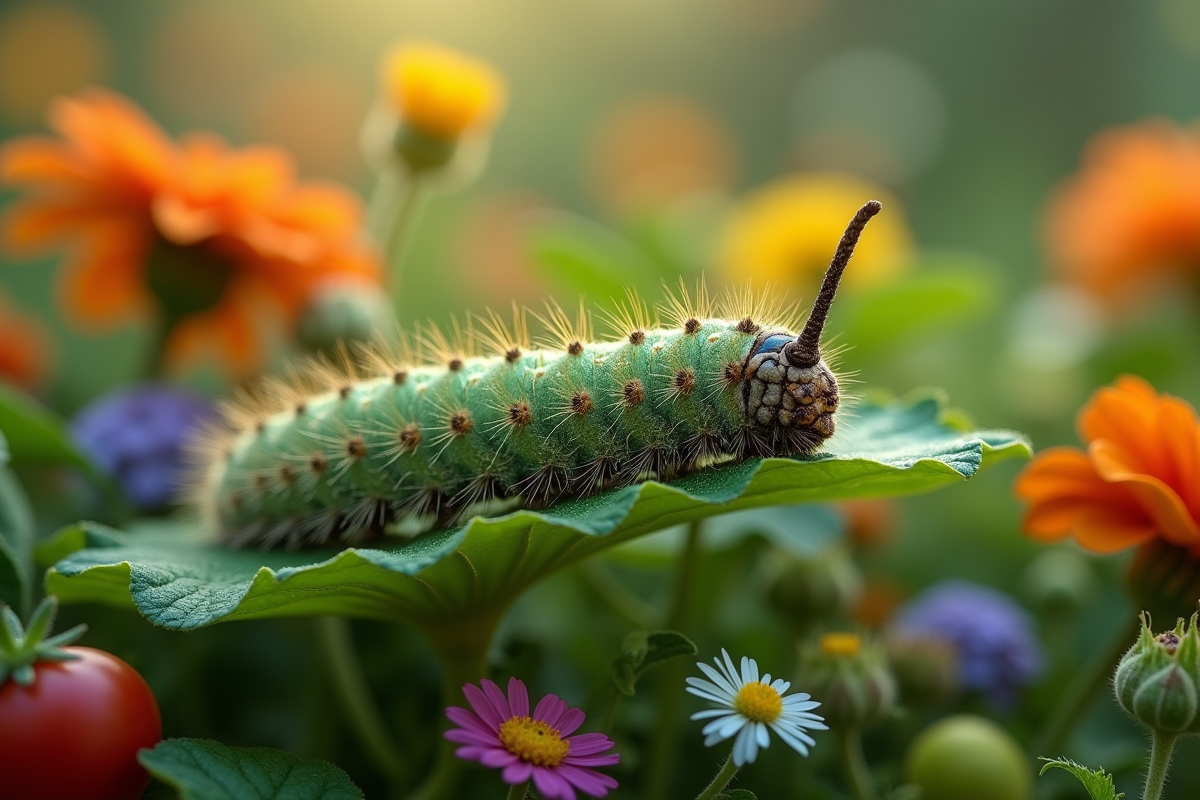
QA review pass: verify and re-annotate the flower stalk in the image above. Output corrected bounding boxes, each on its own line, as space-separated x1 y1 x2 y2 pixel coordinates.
838 729 880 800
694 754 739 800
1142 732 1178 800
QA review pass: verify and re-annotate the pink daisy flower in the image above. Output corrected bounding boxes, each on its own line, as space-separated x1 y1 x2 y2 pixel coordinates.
445 677 620 800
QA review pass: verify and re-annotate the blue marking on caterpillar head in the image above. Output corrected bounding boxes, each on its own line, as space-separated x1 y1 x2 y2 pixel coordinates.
754 334 794 356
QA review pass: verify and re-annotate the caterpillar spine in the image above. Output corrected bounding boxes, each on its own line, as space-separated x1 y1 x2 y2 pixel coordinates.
194 201 882 549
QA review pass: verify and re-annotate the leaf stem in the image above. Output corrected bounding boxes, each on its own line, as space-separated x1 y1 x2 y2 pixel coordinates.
316 617 405 788
839 728 880 800
1142 732 1178 800
645 521 705 798
1031 615 1139 757
694 753 739 800
578 559 656 629
505 780 530 800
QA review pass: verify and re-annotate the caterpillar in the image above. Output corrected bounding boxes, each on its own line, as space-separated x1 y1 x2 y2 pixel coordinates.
195 201 882 549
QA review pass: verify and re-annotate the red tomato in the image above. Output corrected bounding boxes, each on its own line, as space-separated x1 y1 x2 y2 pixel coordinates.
0 646 162 800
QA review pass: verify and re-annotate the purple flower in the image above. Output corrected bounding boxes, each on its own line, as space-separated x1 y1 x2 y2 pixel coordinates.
892 580 1043 709
445 677 619 800
70 384 216 510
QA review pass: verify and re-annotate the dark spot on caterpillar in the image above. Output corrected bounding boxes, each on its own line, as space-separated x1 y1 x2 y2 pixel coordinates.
279 465 295 486
449 410 473 435
294 402 307 415
253 473 269 491
399 423 422 450
228 491 243 510
505 347 522 363
255 420 266 434
674 368 696 396
448 357 464 371
736 316 759 334
622 379 644 408
684 317 701 335
309 454 328 474
338 385 352 399
509 401 532 427
346 436 367 458
571 390 594 415
722 361 743 387
628 330 646 346
568 341 584 356
393 370 408 385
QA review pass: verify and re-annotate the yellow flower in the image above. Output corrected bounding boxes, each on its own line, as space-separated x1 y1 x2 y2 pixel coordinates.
718 173 914 293
381 41 506 141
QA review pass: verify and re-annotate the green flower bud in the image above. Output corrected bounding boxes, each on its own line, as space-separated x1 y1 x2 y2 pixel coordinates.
797 632 896 729
886 634 959 708
1020 548 1096 616
764 546 861 633
906 715 1031 800
1113 613 1200 734
296 280 394 357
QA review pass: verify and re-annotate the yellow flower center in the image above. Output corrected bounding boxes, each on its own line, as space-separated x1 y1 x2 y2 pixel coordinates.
733 681 783 724
497 716 570 767
820 632 862 657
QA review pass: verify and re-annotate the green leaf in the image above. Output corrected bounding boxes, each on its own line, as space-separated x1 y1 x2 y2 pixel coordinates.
0 467 35 616
528 211 665 300
0 382 93 469
139 739 364 800
1038 757 1124 800
839 255 999 355
609 630 697 696
43 394 1029 630
715 791 757 799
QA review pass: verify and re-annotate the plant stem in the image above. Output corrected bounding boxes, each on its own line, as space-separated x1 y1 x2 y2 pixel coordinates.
404 614 501 800
1142 732 1179 800
578 559 655 629
645 521 705 799
695 753 739 800
839 729 879 800
382 171 425 286
1031 615 1139 757
505 780 530 800
316 617 405 788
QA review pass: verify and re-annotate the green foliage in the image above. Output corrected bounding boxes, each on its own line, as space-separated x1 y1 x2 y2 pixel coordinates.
609 629 697 695
715 791 758 799
0 382 92 469
1038 757 1124 800
527 210 665 299
138 739 364 800
0 467 34 616
44 395 1028 630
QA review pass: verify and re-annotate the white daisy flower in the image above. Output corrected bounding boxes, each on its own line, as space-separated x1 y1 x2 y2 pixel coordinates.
686 649 828 766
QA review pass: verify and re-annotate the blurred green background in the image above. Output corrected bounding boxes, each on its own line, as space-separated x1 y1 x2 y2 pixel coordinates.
2 0 1199 797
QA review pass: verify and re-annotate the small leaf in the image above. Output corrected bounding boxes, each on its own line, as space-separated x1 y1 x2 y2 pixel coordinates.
610 630 697 696
0 467 35 616
138 739 364 800
0 382 93 469
44 395 1030 630
1038 757 1124 800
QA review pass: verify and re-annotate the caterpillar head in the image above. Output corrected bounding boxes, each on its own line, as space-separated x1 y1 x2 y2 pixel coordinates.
741 200 881 455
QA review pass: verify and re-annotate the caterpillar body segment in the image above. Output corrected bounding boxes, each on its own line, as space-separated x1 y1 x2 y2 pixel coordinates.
198 201 881 549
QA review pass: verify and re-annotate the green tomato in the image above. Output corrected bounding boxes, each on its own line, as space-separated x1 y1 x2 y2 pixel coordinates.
905 715 1031 800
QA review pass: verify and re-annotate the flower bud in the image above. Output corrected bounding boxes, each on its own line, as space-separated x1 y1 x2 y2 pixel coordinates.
886 634 959 707
1020 548 1096 616
764 546 861 633
296 279 394 356
797 633 896 730
1113 613 1200 734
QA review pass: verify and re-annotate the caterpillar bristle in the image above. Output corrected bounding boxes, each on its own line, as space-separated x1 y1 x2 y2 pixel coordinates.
658 277 712 330
416 317 477 369
533 299 592 354
476 303 531 362
597 288 654 344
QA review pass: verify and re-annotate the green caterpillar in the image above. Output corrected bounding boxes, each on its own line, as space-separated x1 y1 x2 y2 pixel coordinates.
196 201 881 548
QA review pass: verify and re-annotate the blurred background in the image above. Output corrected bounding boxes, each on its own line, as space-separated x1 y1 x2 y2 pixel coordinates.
2 0 1199 797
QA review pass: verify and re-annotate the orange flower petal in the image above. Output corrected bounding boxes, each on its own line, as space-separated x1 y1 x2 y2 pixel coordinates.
1090 439 1200 547
1071 507 1158 553
56 225 149 326
151 192 223 246
1156 395 1200 521
1077 374 1166 474
0 137 83 187
0 200 100 256
1015 447 1143 543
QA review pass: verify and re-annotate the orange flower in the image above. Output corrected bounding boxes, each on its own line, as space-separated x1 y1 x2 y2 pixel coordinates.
380 42 506 141
0 88 382 377
1015 375 1200 556
0 288 52 390
1045 119 1200 305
